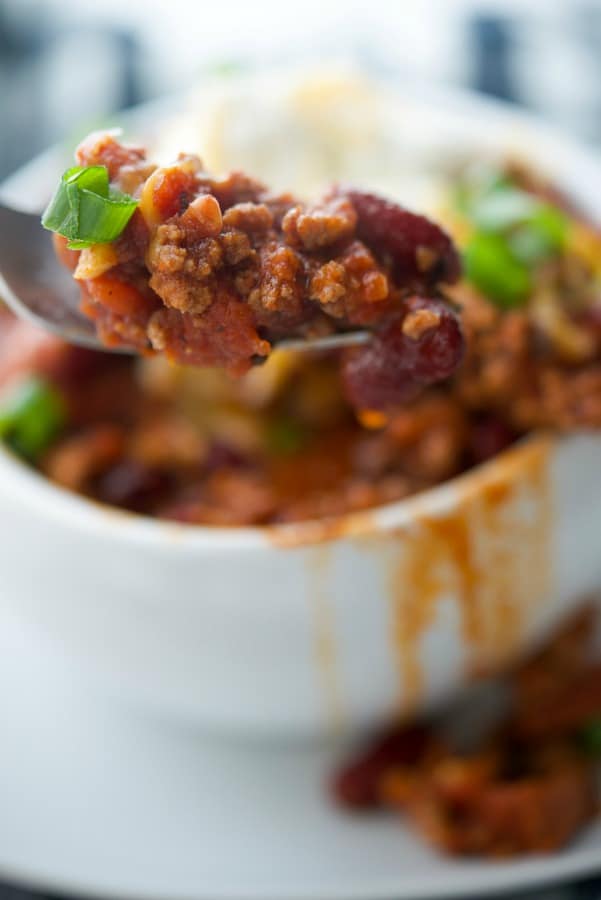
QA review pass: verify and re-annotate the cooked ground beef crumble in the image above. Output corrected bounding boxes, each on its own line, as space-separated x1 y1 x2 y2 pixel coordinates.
55 133 464 408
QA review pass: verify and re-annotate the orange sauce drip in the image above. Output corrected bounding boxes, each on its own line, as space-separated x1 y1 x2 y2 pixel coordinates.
389 437 553 712
388 523 446 714
264 436 553 720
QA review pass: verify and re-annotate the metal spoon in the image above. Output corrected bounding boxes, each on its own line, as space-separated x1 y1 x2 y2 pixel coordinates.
0 201 370 354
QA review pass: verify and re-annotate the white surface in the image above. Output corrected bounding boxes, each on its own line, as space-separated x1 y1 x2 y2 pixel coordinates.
0 610 599 900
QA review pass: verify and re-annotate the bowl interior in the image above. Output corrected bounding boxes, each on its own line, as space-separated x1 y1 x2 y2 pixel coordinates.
2 71 600 546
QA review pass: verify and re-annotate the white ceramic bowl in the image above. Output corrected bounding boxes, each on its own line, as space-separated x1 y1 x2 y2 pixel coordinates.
0 433 600 737
1 77 601 738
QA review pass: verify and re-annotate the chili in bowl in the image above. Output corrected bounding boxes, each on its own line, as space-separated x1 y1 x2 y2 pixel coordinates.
0 74 599 738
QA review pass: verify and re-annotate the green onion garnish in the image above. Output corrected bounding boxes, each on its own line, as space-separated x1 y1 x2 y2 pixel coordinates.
507 204 568 265
41 165 138 249
469 187 539 232
0 376 66 460
454 167 570 309
464 232 531 309
579 718 601 756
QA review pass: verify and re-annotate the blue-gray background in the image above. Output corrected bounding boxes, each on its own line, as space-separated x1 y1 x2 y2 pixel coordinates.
0 0 600 897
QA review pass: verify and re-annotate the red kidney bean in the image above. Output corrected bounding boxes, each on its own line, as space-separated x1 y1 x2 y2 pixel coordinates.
341 297 465 411
344 189 462 288
95 460 170 512
331 724 430 810
468 416 517 464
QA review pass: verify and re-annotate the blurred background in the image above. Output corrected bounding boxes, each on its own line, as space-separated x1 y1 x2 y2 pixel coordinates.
1 0 601 180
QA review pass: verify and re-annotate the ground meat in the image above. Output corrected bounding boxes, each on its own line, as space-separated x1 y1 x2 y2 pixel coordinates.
148 292 271 375
399 749 597 856
147 224 224 315
282 195 357 250
510 607 601 740
272 473 414 523
56 133 463 406
222 202 273 233
309 241 391 323
511 663 601 741
247 242 307 332
332 608 601 858
41 424 125 492
515 364 601 430
453 290 601 430
75 130 149 182
208 171 269 210
162 468 278 526
384 392 468 482
127 415 208 469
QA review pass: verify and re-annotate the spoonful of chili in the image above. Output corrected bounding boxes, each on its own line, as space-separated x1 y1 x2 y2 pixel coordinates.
0 131 464 411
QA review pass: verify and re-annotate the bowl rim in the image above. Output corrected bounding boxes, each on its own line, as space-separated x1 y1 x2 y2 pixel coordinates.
1 75 599 551
0 433 553 551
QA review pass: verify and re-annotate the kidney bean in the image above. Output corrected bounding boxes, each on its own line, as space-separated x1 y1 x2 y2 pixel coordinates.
341 297 464 411
345 189 461 288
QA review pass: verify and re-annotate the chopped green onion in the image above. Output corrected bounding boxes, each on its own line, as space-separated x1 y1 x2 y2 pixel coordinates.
579 719 601 756
42 165 138 249
457 168 569 308
456 165 572 308
464 232 531 309
265 418 308 455
66 164 109 194
470 188 539 232
531 204 567 250
0 376 66 460
508 206 568 264
507 227 553 265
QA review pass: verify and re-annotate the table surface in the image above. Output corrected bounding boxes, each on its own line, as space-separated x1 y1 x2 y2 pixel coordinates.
1 875 600 900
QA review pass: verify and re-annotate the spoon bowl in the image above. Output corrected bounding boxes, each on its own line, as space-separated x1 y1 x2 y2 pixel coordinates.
0 201 371 356
0 203 112 350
